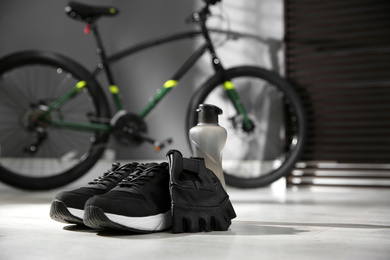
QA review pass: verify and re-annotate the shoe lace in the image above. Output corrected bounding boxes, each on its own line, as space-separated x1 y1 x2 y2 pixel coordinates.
88 162 138 186
118 164 166 190
117 164 151 187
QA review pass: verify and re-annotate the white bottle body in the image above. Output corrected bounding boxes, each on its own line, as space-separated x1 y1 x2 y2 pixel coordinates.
189 123 227 189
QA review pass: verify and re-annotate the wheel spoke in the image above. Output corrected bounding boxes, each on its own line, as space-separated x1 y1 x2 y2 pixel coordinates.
188 67 306 188
0 56 109 190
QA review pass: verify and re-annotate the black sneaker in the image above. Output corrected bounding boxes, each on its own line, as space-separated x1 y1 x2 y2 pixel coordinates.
166 149 236 233
83 162 172 233
50 162 139 225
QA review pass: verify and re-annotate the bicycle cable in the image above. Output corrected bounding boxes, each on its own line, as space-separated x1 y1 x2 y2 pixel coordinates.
205 4 231 49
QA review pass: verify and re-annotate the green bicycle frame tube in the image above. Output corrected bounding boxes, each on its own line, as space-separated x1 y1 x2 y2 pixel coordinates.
39 81 87 119
37 80 111 132
139 79 177 118
50 120 111 131
223 81 252 130
109 84 123 110
138 44 209 119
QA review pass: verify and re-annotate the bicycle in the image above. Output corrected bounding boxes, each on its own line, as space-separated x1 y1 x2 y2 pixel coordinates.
0 0 306 190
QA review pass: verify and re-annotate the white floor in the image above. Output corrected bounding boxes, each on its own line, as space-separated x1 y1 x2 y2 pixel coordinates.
1 161 390 260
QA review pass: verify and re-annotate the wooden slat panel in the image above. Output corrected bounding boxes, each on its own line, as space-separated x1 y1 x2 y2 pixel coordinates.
284 0 390 186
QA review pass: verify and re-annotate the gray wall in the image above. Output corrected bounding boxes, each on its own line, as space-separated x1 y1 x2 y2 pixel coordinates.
0 0 283 161
0 0 197 160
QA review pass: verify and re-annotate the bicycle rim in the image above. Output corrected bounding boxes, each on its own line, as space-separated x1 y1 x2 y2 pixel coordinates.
188 67 306 188
0 59 108 190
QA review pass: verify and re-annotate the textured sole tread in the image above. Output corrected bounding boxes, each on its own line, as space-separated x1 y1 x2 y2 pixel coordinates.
49 200 84 225
172 196 236 233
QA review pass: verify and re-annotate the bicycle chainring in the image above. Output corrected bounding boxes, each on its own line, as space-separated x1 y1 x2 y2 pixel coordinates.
111 112 147 146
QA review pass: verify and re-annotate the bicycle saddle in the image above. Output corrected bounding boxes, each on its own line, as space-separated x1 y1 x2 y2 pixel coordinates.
65 2 119 22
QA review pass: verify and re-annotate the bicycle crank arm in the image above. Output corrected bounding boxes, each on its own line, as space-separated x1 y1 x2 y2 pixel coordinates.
153 138 173 152
127 129 172 152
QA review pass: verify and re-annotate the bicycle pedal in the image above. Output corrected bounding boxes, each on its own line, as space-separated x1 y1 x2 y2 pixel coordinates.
154 138 172 152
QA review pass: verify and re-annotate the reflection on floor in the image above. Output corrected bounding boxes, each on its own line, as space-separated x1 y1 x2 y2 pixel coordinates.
0 161 389 260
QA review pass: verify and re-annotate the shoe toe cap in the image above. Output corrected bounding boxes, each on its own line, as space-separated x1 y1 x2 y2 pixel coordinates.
54 188 99 209
84 191 160 217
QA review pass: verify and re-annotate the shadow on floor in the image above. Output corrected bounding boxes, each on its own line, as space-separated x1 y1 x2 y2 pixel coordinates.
62 220 308 239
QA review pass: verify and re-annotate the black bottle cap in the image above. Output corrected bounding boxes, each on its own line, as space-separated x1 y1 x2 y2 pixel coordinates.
196 104 223 124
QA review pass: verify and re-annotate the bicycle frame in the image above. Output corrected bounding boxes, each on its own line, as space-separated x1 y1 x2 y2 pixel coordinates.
103 31 212 118
39 26 263 133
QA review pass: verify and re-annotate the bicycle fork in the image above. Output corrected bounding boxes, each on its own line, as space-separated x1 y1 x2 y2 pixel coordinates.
196 5 254 132
209 52 254 132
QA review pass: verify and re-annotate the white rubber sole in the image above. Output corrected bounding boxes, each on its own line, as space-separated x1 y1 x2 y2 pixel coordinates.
67 207 85 219
105 210 172 232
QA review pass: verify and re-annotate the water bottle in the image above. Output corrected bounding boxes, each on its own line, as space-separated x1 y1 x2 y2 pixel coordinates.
189 104 227 189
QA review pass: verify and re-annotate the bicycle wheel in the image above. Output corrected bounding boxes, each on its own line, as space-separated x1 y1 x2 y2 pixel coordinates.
0 51 110 190
187 66 306 188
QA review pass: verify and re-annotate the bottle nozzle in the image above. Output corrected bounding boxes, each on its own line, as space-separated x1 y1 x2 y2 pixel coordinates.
196 104 223 124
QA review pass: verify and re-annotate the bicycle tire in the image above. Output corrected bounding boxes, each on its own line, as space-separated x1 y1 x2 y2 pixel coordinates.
0 51 110 190
186 66 306 188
